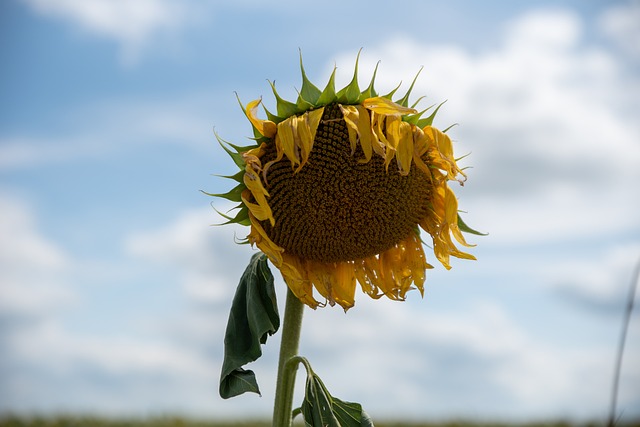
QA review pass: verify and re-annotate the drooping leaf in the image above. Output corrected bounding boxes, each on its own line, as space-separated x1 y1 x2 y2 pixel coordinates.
219 253 280 399
457 213 488 236
300 363 374 427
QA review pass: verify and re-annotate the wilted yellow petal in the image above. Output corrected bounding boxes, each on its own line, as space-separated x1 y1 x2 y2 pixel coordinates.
248 215 283 266
395 121 414 175
363 97 417 115
275 117 300 168
293 108 324 173
339 105 359 155
242 190 274 225
280 254 320 309
246 99 276 138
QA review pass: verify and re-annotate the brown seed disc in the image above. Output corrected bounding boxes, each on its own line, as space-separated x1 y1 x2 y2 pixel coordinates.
259 104 433 263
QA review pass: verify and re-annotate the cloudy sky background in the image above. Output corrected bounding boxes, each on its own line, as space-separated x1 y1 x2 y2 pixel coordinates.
1 0 639 422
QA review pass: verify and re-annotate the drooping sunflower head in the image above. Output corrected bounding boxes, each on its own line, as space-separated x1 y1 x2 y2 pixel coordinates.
210 53 481 310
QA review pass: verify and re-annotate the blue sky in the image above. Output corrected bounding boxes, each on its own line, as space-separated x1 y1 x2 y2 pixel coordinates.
1 0 639 422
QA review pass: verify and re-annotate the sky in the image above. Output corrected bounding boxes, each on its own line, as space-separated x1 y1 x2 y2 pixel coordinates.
1 0 640 423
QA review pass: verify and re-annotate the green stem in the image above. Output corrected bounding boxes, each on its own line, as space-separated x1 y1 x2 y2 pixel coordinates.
272 287 305 427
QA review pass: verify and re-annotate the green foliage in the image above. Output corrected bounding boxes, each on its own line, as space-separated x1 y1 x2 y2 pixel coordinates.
294 358 373 427
219 254 280 399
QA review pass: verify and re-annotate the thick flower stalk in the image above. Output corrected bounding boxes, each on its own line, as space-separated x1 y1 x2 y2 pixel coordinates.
213 54 478 311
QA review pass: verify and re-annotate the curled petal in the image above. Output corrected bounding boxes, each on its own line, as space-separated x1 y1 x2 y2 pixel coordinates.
246 99 276 138
363 97 417 115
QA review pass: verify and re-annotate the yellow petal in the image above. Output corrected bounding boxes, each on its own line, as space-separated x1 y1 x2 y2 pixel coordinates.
242 190 274 225
339 105 359 155
247 215 283 266
246 99 276 138
275 117 300 168
394 120 414 175
354 105 374 163
280 254 321 309
294 108 324 173
367 111 387 158
363 97 417 115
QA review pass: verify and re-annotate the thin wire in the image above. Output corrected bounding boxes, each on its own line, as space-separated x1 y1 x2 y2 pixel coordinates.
607 257 640 427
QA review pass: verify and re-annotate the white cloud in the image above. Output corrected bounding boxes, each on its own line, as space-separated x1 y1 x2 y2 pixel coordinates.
299 296 638 419
125 206 251 304
0 192 75 315
21 0 198 64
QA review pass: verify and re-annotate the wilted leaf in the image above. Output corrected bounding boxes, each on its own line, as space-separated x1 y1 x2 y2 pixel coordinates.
219 253 279 399
300 365 374 427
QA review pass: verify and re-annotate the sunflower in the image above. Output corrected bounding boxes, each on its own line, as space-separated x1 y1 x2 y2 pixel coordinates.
211 53 478 310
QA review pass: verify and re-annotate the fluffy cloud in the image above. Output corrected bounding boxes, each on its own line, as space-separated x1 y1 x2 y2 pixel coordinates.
0 192 74 316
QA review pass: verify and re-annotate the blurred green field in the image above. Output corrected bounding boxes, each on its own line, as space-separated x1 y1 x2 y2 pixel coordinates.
1 416 639 427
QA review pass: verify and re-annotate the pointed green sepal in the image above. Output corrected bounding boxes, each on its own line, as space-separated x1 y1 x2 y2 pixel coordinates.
262 104 284 124
317 66 338 106
411 95 426 109
357 60 380 103
215 131 245 169
219 253 280 399
201 182 245 203
296 88 315 112
213 205 250 227
416 100 447 128
381 81 402 100
336 49 362 104
442 123 458 133
269 80 300 118
395 66 423 107
215 169 245 183
297 50 322 105
403 103 435 126
458 214 488 236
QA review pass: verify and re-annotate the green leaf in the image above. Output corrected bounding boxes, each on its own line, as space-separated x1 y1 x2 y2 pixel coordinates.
300 364 374 427
457 213 488 236
219 253 280 399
